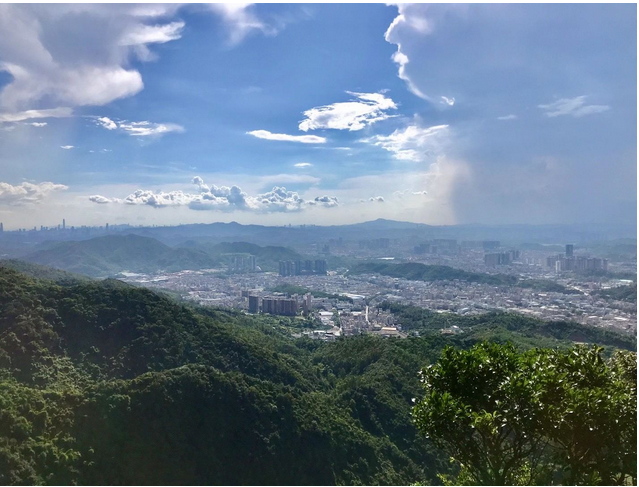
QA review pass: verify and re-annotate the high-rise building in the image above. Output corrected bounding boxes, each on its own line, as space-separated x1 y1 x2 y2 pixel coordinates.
261 296 298 316
314 259 327 275
248 295 260 314
0 222 3 233
565 244 574 258
62 219 66 229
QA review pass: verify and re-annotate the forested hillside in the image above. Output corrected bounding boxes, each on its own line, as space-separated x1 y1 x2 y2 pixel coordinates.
22 234 217 277
0 267 634 485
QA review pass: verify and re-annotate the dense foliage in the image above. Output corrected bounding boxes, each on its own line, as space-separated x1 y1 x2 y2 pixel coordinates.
380 302 636 352
270 283 353 302
413 343 637 485
348 262 518 285
593 283 637 303
0 266 634 485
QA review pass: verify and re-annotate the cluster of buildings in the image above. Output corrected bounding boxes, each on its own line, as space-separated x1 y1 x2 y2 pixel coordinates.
245 290 312 316
339 307 404 338
413 239 502 256
359 238 390 250
279 259 327 276
227 254 257 273
547 245 608 273
484 250 521 266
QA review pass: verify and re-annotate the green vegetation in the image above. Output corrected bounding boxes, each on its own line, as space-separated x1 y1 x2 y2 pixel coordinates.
0 259 92 285
348 262 517 285
380 302 636 352
23 234 217 277
593 284 637 303
270 283 353 302
0 266 634 485
517 279 582 294
413 343 637 485
350 262 589 295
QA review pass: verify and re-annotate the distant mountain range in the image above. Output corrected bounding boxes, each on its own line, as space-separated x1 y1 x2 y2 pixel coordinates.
19 234 306 277
22 234 217 277
1 219 636 256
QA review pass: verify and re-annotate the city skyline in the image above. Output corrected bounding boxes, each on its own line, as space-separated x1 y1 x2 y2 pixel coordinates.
0 3 636 229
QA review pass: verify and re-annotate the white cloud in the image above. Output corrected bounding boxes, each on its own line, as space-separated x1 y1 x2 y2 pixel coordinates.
0 5 184 112
95 116 117 130
119 21 184 47
247 130 326 144
298 91 397 132
440 96 455 106
117 121 184 137
538 96 610 118
89 176 339 213
294 162 313 168
364 124 449 162
308 195 339 208
0 181 67 205
497 114 518 121
0 107 73 123
88 194 118 204
369 196 385 203
208 4 278 45
385 6 431 101
60 145 74 150
28 122 47 127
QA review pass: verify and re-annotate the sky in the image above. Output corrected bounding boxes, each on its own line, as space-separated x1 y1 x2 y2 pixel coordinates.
0 3 636 230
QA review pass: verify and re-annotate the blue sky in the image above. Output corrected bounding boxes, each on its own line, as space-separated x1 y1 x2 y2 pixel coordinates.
0 3 635 229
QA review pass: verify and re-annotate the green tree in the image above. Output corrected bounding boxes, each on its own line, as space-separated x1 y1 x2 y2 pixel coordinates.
412 343 637 485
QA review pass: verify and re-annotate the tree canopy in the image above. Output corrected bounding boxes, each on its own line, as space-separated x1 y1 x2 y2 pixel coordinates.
413 343 637 485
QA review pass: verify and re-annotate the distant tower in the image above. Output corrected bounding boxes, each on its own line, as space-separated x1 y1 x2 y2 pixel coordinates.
62 218 66 229
565 244 574 258
106 223 109 232
0 222 3 232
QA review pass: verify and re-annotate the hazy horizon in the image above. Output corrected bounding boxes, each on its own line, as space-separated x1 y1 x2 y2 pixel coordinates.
0 4 636 229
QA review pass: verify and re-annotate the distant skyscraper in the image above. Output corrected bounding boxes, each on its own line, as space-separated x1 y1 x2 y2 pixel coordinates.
248 295 260 314
62 219 66 229
565 244 574 257
0 222 3 233
106 223 109 232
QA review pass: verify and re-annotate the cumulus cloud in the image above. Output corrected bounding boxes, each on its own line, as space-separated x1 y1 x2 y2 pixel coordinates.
308 195 339 207
247 130 326 144
369 196 385 203
0 181 67 205
89 176 339 213
0 5 187 113
364 124 449 162
385 5 431 101
538 96 610 118
28 122 47 127
60 145 74 150
299 92 397 132
294 162 313 168
95 116 117 130
88 194 118 204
